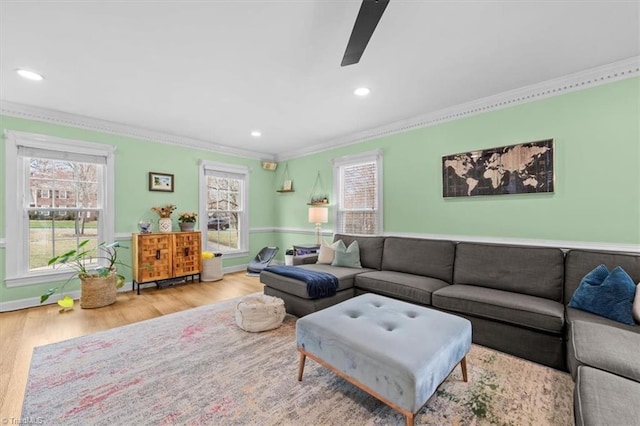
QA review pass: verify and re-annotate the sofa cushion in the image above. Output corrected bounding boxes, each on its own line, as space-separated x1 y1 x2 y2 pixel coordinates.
574 366 640 426
453 242 564 301
260 264 374 299
331 240 362 268
566 306 640 334
355 270 450 306
564 249 640 305
381 237 455 283
568 319 640 382
569 265 637 325
432 285 564 334
333 234 384 270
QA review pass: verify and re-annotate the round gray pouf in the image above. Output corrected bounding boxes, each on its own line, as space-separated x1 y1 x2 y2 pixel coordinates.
235 294 286 332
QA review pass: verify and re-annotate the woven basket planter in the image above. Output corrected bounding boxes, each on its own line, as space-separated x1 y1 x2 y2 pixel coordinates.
80 273 117 309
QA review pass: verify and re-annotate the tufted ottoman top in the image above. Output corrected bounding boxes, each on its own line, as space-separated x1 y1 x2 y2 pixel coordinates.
296 293 472 413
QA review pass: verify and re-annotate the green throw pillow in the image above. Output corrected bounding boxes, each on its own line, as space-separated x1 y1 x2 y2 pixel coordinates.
331 240 362 268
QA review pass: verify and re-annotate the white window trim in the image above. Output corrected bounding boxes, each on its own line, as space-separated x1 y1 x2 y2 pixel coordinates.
332 149 383 235
198 160 249 258
4 130 115 287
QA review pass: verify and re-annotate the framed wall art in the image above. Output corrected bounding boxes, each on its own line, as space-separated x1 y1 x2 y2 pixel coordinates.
148 172 174 192
442 139 554 197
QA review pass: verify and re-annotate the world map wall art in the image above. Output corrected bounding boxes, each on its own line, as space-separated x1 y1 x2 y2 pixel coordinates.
442 139 554 197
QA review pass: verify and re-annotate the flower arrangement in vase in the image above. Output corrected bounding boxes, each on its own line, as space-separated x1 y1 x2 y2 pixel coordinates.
152 204 176 233
178 211 197 232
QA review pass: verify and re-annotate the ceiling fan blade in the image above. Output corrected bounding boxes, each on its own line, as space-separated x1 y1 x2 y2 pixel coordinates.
341 0 390 67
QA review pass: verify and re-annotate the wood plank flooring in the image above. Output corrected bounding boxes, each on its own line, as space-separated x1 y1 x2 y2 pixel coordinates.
0 272 264 421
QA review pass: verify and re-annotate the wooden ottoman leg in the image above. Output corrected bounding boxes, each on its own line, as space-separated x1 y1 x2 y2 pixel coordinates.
298 351 306 381
460 356 468 382
405 413 414 426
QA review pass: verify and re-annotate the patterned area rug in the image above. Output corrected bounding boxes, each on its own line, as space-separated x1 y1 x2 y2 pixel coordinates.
23 296 574 425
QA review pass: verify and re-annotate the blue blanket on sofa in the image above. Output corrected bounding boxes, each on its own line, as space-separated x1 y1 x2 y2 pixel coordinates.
264 266 339 298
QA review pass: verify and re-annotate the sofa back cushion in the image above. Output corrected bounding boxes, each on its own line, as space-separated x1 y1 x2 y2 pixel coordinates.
453 242 564 301
564 249 640 305
381 237 455 283
333 234 384 270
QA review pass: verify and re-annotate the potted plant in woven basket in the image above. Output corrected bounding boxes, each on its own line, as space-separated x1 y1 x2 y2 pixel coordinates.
41 240 129 311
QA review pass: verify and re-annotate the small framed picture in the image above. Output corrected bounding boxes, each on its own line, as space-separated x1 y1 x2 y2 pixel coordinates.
149 172 174 192
283 180 292 191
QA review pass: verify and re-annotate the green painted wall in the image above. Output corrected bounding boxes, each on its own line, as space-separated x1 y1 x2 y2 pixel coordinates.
274 78 640 252
0 115 277 304
2 77 639 306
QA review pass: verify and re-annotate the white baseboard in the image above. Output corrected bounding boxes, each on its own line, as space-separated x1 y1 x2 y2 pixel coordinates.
1 265 250 312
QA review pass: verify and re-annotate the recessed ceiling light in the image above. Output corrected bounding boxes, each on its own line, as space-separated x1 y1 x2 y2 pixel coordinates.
16 68 44 81
354 87 370 96
251 131 262 137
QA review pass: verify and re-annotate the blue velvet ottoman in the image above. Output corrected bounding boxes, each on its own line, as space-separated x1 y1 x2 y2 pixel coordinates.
296 293 472 426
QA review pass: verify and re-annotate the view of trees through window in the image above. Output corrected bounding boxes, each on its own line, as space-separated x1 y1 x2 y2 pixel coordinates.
206 175 241 253
27 158 101 270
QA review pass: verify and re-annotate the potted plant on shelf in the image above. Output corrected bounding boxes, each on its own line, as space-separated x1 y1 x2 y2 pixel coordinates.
40 240 129 311
178 211 197 232
152 204 176 233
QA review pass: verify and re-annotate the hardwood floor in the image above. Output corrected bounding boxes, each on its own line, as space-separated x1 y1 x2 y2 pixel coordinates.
0 272 264 421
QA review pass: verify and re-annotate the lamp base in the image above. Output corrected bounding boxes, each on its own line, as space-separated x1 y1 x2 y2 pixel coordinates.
315 223 322 245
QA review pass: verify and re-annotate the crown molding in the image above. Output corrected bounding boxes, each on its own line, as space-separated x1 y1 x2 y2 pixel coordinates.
1 57 637 163
275 56 640 161
0 101 275 161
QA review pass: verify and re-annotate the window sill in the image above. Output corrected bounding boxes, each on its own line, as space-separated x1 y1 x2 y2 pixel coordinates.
5 270 77 287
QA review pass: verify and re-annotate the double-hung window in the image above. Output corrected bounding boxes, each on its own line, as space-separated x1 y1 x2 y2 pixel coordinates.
4 131 115 286
199 160 249 257
332 150 383 235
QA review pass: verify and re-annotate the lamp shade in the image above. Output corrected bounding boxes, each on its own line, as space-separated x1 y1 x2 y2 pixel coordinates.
308 207 328 224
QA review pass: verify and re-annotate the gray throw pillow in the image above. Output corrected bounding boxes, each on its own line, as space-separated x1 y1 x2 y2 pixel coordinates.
331 240 362 268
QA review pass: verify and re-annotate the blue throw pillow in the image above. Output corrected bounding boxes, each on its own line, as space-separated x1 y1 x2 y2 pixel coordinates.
569 265 637 325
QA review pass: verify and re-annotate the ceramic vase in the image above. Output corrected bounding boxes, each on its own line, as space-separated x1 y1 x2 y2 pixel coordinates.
158 217 172 233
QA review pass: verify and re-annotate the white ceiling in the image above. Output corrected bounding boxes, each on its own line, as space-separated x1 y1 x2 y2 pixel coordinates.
1 1 639 159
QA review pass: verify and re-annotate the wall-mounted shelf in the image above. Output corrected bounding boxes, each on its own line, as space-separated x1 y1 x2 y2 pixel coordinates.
309 171 329 205
277 163 293 193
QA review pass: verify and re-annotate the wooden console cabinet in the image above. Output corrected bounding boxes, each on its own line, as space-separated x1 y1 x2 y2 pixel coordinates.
131 231 201 294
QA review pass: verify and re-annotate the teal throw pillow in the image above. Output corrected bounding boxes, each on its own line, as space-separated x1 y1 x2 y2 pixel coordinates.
331 240 362 268
569 265 637 325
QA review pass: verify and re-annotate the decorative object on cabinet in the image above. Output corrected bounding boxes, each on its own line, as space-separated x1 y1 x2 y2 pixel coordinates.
178 211 197 232
138 220 153 233
148 172 174 192
308 207 329 245
40 240 128 310
152 204 176 233
276 163 294 193
442 138 554 197
308 171 329 205
131 231 201 294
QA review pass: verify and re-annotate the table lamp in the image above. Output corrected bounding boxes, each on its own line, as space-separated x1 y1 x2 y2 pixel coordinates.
308 207 328 245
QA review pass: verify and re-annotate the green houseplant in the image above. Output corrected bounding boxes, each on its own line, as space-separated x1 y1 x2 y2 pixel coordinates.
178 211 197 232
41 240 129 311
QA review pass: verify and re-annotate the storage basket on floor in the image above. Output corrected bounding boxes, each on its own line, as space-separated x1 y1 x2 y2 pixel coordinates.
235 294 286 332
80 274 117 309
201 253 223 281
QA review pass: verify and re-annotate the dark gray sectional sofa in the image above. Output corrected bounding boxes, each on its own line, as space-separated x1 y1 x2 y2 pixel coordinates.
261 233 640 425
